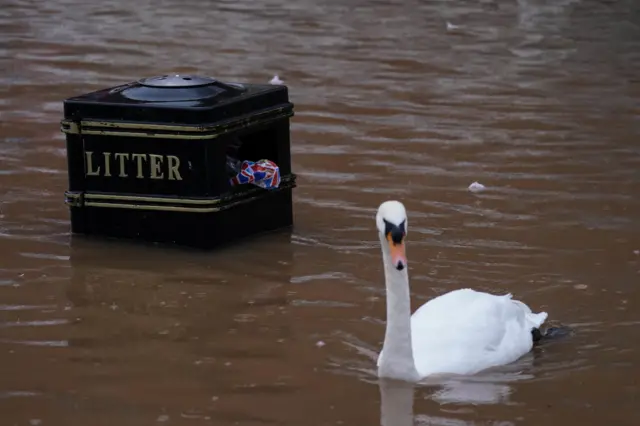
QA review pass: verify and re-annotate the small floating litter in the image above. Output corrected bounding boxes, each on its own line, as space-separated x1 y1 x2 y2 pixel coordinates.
446 21 461 31
269 75 284 85
468 181 486 193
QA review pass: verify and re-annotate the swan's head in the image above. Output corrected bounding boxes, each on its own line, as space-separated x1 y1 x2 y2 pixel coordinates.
376 201 408 271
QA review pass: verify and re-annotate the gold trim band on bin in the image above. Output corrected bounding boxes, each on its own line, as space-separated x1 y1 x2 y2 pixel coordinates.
85 193 222 205
60 106 293 140
82 202 224 213
64 175 296 213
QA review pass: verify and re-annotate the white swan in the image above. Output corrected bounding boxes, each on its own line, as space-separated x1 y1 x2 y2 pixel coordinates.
375 200 548 382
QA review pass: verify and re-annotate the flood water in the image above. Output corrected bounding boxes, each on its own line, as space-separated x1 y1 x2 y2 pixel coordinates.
1 0 640 424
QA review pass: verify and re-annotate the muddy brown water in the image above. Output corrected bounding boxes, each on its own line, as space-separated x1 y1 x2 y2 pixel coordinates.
1 0 639 425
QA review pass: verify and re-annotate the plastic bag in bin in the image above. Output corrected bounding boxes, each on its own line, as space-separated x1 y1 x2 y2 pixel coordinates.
228 157 281 190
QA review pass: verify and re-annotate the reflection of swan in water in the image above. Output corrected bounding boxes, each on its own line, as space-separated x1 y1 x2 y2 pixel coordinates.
425 352 535 406
378 374 524 426
374 201 548 382
333 335 536 425
378 355 535 426
379 379 415 426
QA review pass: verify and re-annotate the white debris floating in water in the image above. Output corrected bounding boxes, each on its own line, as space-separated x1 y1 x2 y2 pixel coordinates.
316 340 326 348
446 21 460 31
269 75 284 85
468 182 486 193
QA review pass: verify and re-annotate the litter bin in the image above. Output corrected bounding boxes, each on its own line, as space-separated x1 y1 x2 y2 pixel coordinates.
60 74 296 249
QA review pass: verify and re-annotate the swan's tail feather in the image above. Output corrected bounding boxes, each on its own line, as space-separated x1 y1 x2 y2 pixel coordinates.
529 312 548 343
528 311 548 328
510 298 547 328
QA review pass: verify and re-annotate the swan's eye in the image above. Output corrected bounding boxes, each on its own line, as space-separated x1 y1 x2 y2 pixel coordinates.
383 219 405 244
383 219 393 236
389 227 404 244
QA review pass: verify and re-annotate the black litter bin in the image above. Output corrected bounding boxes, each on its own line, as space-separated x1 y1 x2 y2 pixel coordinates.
60 74 296 249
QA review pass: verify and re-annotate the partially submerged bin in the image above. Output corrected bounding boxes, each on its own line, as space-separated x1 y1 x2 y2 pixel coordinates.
60 74 296 249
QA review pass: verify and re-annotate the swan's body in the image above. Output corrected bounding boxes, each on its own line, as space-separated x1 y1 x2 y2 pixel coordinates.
377 288 547 379
375 201 548 382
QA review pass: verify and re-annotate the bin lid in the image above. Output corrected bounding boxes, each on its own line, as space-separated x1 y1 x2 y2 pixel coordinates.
118 74 246 102
63 73 291 125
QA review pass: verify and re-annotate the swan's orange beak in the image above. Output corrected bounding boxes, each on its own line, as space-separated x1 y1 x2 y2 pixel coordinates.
386 233 407 271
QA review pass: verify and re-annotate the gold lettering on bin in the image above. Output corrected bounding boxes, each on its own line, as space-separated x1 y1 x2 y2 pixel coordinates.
131 153 147 179
85 151 101 176
149 154 165 180
82 151 184 181
103 152 112 177
167 155 182 181
115 153 129 177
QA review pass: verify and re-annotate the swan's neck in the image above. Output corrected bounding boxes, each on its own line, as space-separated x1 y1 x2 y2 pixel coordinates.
378 238 419 382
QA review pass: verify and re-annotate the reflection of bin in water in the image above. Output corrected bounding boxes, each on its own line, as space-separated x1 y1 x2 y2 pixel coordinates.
65 237 294 400
60 74 296 249
66 236 294 347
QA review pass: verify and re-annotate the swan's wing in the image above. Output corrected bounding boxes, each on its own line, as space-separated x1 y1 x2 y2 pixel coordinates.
409 289 547 376
410 289 507 351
